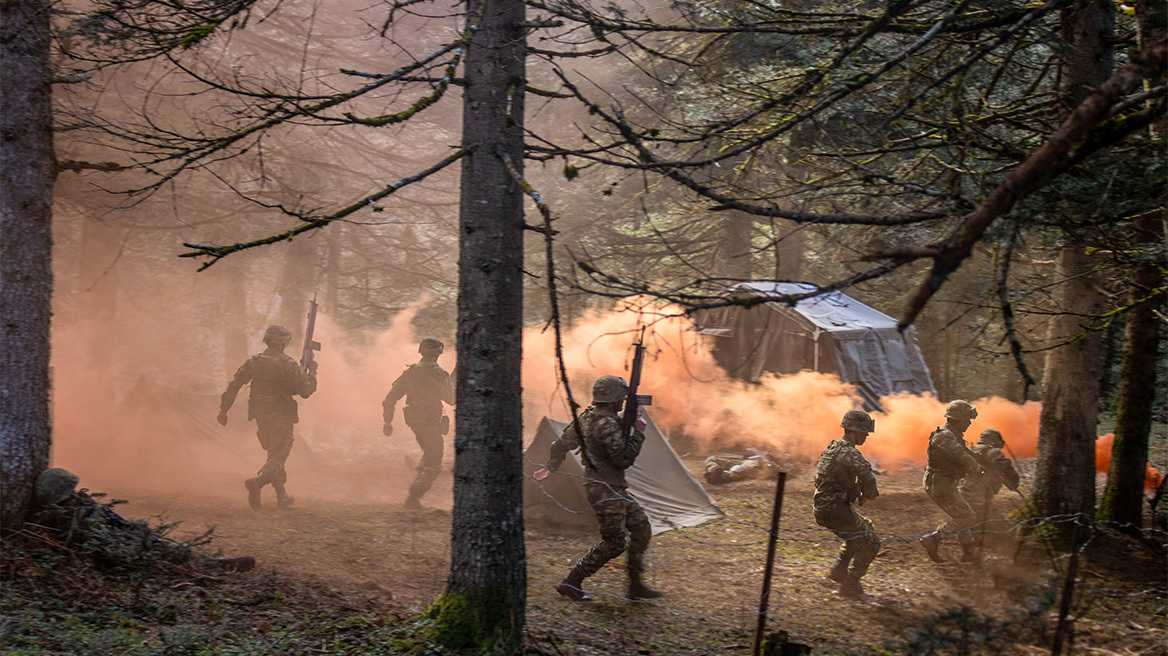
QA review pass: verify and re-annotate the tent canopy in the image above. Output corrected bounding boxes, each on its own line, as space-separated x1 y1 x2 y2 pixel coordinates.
524 412 723 535
694 282 936 411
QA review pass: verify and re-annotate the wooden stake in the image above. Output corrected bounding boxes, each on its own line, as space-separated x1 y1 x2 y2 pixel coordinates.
754 471 787 656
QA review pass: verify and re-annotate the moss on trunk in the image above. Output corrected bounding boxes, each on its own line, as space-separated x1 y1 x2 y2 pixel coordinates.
428 585 521 652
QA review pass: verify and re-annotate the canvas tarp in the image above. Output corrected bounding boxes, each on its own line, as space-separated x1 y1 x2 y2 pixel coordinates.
523 411 723 535
694 282 936 411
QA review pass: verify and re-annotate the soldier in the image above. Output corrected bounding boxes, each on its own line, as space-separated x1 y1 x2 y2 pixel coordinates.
813 409 880 599
703 449 776 485
383 337 455 511
959 429 1021 522
533 375 661 602
218 324 318 510
919 399 984 563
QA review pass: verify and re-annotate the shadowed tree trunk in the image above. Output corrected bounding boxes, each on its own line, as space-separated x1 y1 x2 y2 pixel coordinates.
431 0 527 649
1099 0 1167 528
1 0 55 529
717 211 754 281
1033 0 1115 530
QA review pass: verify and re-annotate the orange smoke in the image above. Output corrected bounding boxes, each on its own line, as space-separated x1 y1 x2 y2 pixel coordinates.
521 302 1044 466
1095 434 1163 489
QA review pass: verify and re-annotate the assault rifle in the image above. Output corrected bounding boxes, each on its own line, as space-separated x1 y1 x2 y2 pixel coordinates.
619 327 653 441
300 289 322 373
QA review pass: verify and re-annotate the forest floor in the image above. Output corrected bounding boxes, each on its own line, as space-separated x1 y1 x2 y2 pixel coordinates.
3 453 1166 655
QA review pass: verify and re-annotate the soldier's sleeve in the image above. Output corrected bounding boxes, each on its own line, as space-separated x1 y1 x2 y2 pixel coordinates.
438 366 455 405
297 361 317 399
547 421 582 471
994 450 1021 491
597 414 643 470
955 440 983 477
220 358 254 412
847 449 879 500
382 369 409 423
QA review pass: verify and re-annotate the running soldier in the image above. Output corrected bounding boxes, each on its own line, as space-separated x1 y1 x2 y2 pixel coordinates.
218 325 318 510
383 337 455 511
959 429 1021 521
919 400 984 563
813 409 881 598
533 375 662 602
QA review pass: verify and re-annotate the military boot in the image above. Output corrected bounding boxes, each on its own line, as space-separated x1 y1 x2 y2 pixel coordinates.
555 567 591 602
960 543 981 567
827 558 850 584
919 531 944 563
838 574 871 600
244 478 262 510
403 492 423 511
275 488 295 510
627 574 664 600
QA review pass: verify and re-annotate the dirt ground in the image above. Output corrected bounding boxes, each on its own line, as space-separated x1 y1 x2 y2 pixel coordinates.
106 456 1167 656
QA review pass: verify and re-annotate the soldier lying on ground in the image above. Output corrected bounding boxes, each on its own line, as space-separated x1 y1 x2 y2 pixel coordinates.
30 468 254 574
703 449 779 485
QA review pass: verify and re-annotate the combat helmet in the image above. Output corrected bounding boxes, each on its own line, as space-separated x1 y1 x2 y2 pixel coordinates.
419 336 444 355
263 324 292 348
978 429 1005 448
945 399 978 421
592 375 628 404
840 409 875 433
35 468 79 507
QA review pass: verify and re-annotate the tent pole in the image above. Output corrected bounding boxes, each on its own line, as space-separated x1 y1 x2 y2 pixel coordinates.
753 471 787 656
812 328 821 372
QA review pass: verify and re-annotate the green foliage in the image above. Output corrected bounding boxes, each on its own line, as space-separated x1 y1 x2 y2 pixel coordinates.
428 585 522 652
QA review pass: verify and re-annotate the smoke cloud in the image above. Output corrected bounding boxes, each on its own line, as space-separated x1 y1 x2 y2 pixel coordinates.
53 296 1141 505
521 304 1043 467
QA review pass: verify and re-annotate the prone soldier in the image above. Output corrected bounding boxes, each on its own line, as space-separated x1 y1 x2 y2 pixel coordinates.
919 400 984 563
383 337 455 511
218 324 318 510
533 375 662 602
813 409 881 598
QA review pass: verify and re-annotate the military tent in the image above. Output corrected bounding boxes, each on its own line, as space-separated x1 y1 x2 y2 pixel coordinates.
693 282 936 411
524 411 723 535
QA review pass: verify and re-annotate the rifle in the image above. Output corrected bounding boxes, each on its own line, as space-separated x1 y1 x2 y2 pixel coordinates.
619 326 653 441
300 289 322 373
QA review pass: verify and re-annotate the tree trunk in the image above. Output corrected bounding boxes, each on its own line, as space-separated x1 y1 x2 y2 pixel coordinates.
1 0 55 529
432 0 527 650
1032 0 1114 533
1098 0 1166 528
1034 245 1105 523
717 211 753 281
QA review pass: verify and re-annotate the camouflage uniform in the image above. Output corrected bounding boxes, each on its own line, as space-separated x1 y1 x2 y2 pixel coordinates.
703 452 773 485
959 430 1020 521
383 341 455 507
922 424 983 561
813 435 880 586
549 406 650 578
546 375 660 601
221 325 317 508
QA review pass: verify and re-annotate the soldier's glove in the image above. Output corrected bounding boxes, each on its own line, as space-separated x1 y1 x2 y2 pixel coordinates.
217 410 229 426
383 422 393 437
308 360 319 374
633 409 647 432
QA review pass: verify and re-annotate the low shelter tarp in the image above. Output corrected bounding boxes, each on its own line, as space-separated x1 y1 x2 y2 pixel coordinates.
694 282 936 411
523 411 723 535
